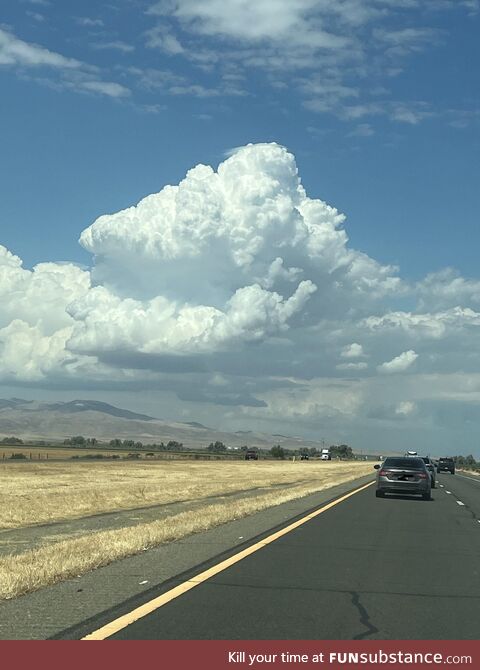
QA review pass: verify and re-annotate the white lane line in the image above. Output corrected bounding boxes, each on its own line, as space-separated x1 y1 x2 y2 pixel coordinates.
445 490 452 494
456 501 465 506
439 485 444 488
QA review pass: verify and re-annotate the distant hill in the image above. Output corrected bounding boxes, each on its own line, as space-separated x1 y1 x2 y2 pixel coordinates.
0 397 326 451
44 400 156 422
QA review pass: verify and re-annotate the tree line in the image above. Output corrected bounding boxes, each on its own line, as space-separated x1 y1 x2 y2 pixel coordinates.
2 434 361 461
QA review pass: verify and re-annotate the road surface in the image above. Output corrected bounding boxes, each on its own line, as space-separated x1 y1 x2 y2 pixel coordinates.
64 471 480 640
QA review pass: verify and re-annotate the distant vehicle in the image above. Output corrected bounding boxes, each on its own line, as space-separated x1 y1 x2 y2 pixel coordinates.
437 457 455 474
374 457 431 500
245 449 259 461
300 453 309 460
405 450 418 457
420 456 436 488
320 448 331 461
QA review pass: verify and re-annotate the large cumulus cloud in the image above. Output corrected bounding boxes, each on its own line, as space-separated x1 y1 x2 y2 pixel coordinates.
2 142 480 449
70 143 402 362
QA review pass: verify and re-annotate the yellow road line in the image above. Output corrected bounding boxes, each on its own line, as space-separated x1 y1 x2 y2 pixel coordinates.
82 479 375 640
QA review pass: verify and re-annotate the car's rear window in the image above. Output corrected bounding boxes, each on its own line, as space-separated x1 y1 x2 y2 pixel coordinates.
421 457 431 464
383 458 425 469
439 458 453 462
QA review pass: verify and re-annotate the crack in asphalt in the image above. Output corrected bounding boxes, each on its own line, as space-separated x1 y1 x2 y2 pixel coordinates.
198 578 480 601
350 590 379 640
456 499 479 524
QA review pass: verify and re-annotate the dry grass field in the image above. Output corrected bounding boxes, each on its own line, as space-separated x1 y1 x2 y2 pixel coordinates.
0 459 372 529
0 460 373 599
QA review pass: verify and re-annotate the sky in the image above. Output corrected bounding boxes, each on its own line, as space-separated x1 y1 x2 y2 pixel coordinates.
0 0 479 455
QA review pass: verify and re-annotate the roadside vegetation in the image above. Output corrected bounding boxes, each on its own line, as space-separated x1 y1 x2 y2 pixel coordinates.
0 460 372 599
454 454 480 472
0 460 371 529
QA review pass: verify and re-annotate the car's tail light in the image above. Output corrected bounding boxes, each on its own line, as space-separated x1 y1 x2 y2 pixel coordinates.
418 472 428 479
379 469 390 476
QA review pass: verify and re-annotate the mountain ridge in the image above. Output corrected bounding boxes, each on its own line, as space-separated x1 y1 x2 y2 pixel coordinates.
0 397 322 450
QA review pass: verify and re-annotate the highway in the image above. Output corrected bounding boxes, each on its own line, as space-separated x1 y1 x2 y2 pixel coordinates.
71 471 480 640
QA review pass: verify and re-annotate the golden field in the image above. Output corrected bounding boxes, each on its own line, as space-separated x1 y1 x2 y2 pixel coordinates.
0 460 374 599
0 459 372 529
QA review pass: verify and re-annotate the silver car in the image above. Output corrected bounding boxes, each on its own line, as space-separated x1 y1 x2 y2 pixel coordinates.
374 457 431 500
420 456 436 488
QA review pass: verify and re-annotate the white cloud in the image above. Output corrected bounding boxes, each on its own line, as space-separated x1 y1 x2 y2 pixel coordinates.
91 41 135 53
416 268 480 311
0 143 401 385
141 0 475 127
348 123 375 137
0 28 130 98
341 343 365 359
148 0 344 46
75 17 104 27
78 143 401 310
79 80 130 98
145 25 185 54
26 11 45 22
377 350 418 374
3 142 480 453
336 362 368 371
363 307 480 339
395 400 416 416
0 27 82 68
66 280 317 356
0 246 92 382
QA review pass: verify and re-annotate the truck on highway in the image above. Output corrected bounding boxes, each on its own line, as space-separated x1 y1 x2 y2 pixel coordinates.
320 448 331 461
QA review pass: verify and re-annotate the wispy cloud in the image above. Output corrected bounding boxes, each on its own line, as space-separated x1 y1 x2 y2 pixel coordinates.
91 40 135 53
0 27 130 99
142 0 475 127
75 17 104 28
26 11 46 22
78 79 130 97
348 123 375 137
145 25 184 54
0 27 83 68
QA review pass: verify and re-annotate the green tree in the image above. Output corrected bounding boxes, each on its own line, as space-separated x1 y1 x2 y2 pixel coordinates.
207 441 227 453
71 435 86 446
167 440 183 450
330 444 353 459
1 436 23 445
270 444 286 459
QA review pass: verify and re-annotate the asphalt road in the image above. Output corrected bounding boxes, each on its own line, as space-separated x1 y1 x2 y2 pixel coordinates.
73 471 480 640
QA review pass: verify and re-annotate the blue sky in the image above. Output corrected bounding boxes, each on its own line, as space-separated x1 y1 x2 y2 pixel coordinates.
0 0 479 454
